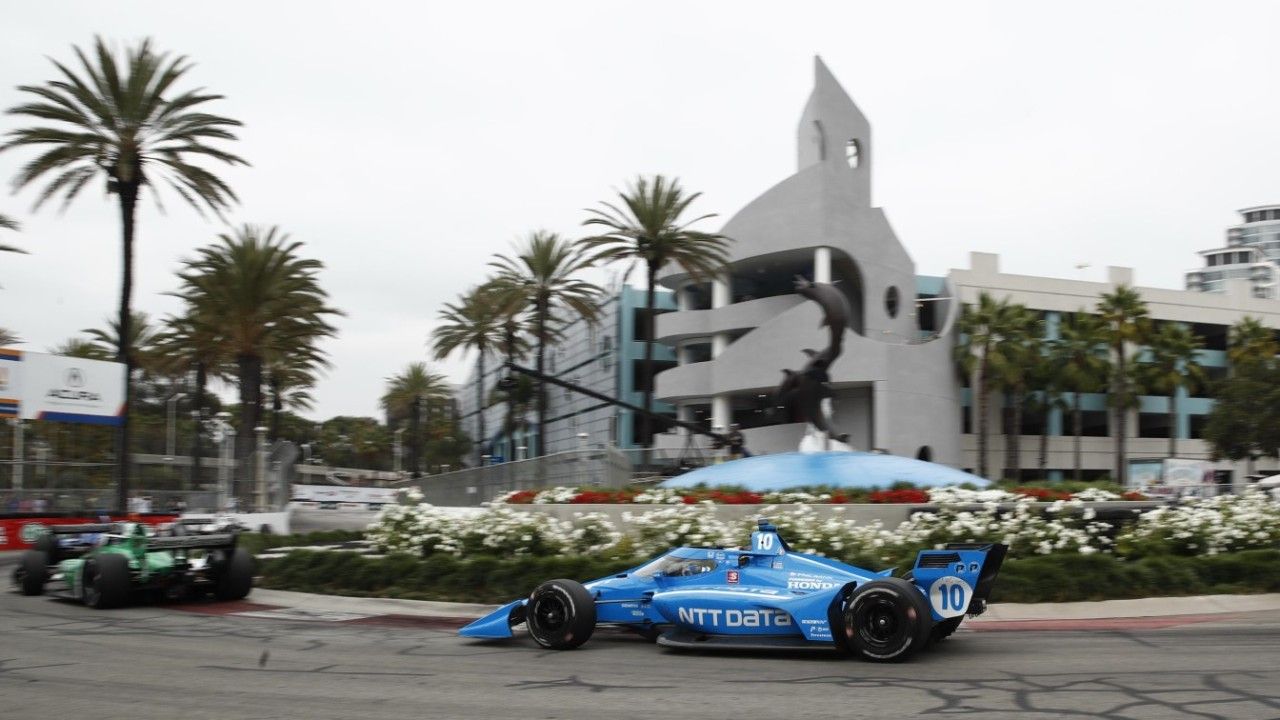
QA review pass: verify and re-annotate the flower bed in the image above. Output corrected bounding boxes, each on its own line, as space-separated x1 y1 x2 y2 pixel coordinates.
494 484 1147 506
366 486 1280 568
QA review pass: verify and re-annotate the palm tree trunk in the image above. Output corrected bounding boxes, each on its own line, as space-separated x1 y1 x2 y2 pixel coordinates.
190 361 206 491
1115 348 1127 484
535 297 547 457
1073 394 1083 482
477 352 487 462
113 183 138 513
1012 391 1024 481
504 322 517 462
1168 391 1177 459
976 359 989 479
1038 400 1049 477
409 396 421 479
236 353 262 499
641 266 657 463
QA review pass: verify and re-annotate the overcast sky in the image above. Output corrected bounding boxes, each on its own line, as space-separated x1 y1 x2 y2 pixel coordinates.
2 1 1277 421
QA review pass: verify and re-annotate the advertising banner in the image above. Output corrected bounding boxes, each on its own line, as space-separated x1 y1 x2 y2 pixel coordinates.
13 351 125 425
0 347 20 418
1127 457 1216 498
0 514 179 551
291 484 396 506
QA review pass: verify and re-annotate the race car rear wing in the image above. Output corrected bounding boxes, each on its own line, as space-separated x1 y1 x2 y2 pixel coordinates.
910 542 1009 619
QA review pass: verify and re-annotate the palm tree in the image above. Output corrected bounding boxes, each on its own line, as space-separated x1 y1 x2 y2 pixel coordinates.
1142 323 1204 459
955 292 1020 479
432 286 505 462
381 362 451 478
153 309 225 488
488 232 602 457
582 175 730 452
1097 285 1149 484
85 310 158 373
2 37 245 510
0 213 24 255
174 225 339 490
1051 312 1109 481
264 354 320 441
49 337 109 359
989 306 1043 481
1227 316 1276 369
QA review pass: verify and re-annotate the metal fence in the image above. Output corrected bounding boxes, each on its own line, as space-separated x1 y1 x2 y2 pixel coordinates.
397 447 635 506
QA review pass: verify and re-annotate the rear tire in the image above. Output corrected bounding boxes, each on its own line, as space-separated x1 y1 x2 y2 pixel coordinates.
842 577 933 662
82 554 130 609
214 548 254 601
17 550 49 596
526 579 595 650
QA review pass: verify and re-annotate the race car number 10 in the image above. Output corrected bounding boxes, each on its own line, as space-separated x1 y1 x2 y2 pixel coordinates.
929 577 973 619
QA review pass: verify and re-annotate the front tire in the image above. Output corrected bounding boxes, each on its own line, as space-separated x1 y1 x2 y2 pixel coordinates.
842 577 933 662
17 551 49 596
526 579 595 650
82 554 130 609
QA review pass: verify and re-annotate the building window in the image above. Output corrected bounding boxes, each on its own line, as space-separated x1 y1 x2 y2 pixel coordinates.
684 342 713 364
599 336 613 370
845 138 861 169
915 446 932 462
632 360 676 393
812 120 826 161
884 286 900 319
1138 412 1171 439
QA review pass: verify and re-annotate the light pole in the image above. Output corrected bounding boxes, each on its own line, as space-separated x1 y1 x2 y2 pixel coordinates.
255 425 268 512
393 427 406 478
10 418 24 491
166 392 187 461
212 411 234 511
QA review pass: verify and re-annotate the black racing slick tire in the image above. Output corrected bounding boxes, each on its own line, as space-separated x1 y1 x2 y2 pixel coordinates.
214 548 254 601
17 550 49 596
842 577 933 662
526 579 595 650
83 554 130 609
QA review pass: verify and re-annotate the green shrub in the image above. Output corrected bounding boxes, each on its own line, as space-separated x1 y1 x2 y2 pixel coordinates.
260 547 1280 605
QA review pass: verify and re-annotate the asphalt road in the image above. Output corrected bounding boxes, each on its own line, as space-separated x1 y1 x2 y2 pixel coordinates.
1 587 1278 720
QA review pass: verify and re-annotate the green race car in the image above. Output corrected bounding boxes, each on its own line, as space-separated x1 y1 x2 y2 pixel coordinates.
13 520 254 609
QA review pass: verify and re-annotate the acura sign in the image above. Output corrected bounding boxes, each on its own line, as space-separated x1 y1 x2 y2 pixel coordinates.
0 348 125 425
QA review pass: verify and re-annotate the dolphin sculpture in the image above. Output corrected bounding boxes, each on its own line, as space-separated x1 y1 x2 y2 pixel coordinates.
774 277 852 444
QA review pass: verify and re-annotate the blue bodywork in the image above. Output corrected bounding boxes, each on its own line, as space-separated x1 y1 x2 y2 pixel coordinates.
460 521 1007 651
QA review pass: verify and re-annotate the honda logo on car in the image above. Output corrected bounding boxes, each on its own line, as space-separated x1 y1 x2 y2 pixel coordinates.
787 579 837 591
677 607 792 628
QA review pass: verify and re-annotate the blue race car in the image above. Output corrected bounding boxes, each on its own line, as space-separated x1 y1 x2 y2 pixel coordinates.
460 519 1007 662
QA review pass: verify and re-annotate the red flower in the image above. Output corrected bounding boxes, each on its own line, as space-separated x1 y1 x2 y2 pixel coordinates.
506 490 538 505
868 489 930 504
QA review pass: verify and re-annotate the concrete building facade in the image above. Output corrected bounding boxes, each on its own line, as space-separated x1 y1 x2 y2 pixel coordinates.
952 253 1280 481
652 58 961 465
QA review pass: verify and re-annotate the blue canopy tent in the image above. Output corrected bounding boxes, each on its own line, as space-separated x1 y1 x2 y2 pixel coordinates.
658 451 989 491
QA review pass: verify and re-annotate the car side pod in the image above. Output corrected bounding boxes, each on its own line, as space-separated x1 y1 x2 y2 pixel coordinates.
459 600 526 639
